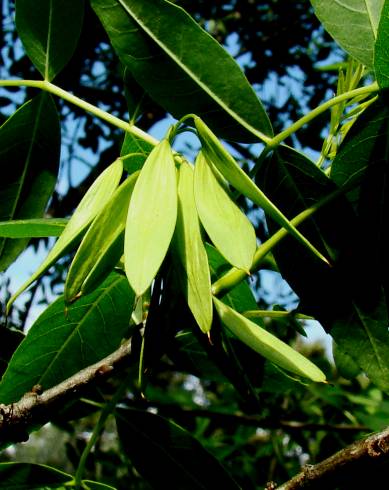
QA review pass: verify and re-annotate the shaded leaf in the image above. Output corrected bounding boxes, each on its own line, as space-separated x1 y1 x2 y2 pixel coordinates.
91 0 272 142
310 0 385 67
116 408 240 490
173 162 212 333
120 132 153 175
0 462 71 489
82 481 117 490
375 1 389 88
213 297 326 382
65 172 139 302
16 0 85 81
125 140 177 296
7 159 123 310
0 94 60 271
0 219 67 238
194 152 256 272
0 273 133 404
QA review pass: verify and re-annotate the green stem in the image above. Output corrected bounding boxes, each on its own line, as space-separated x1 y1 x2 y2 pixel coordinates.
73 372 132 488
0 79 159 147
211 181 353 297
243 310 313 320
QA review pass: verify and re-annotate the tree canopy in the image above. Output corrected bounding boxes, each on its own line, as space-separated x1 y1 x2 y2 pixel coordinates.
1 1 389 489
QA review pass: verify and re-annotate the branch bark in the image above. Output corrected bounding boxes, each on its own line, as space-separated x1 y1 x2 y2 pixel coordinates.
0 338 132 446
277 426 389 489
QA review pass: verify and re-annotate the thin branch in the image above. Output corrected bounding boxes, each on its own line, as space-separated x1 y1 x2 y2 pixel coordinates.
277 426 389 489
0 338 132 446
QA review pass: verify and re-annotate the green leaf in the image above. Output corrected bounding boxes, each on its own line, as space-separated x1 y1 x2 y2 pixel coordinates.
213 297 326 383
7 159 123 311
0 462 71 489
0 219 67 238
65 172 139 302
116 408 240 490
205 243 259 315
310 0 385 67
91 0 272 142
375 1 389 88
0 273 133 404
194 152 256 272
195 117 329 265
125 140 177 296
120 132 153 175
0 93 60 271
15 0 85 81
173 161 213 333
333 341 361 379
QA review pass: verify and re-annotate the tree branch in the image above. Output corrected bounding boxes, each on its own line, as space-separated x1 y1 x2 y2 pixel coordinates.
277 426 389 489
0 338 132 446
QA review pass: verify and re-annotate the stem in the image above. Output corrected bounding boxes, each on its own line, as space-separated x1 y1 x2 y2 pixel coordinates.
243 310 313 320
74 371 132 487
211 181 353 297
0 79 159 147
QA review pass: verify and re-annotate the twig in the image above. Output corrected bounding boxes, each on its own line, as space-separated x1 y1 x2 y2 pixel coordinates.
277 426 389 489
0 338 132 446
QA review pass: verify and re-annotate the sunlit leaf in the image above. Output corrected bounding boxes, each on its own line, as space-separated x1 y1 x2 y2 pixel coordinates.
0 273 133 404
15 0 85 81
194 152 256 272
0 219 67 238
0 94 60 271
65 172 138 302
213 297 326 383
91 0 272 142
116 408 240 490
195 117 329 265
375 1 389 88
125 140 177 296
173 161 212 333
7 159 123 311
310 0 385 67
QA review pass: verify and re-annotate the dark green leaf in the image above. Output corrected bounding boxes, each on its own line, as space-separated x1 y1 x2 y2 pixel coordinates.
0 94 60 271
116 408 240 490
120 132 153 174
0 219 67 238
0 462 71 489
310 0 385 67
82 481 117 490
16 0 85 81
91 0 272 142
0 273 134 404
375 1 389 88
257 143 389 392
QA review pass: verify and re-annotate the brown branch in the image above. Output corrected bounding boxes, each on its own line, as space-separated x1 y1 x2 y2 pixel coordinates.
0 338 132 446
277 426 389 489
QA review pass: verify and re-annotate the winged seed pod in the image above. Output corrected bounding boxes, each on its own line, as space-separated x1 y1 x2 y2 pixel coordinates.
194 151 256 272
213 297 326 383
6 159 123 313
173 161 213 334
125 139 177 296
194 116 330 266
65 171 139 303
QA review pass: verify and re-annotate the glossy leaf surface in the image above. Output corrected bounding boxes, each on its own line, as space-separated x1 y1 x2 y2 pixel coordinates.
15 0 84 81
310 0 385 67
0 219 67 238
0 94 60 271
116 408 240 490
213 297 326 383
194 152 256 272
125 140 177 296
91 0 272 142
65 172 138 302
0 274 133 404
0 462 71 489
7 159 123 309
173 162 213 333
